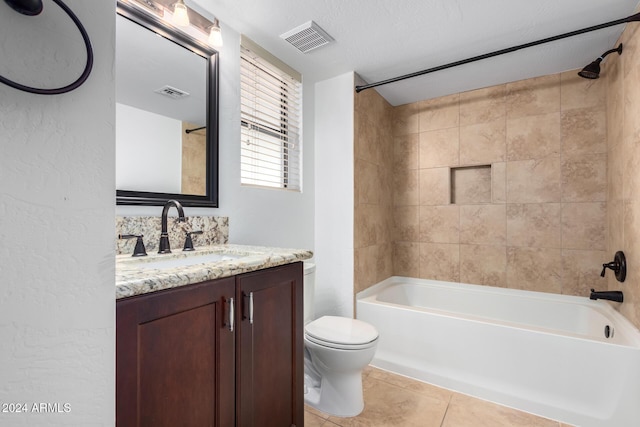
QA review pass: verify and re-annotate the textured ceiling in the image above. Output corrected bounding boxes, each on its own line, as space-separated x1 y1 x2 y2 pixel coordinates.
190 0 640 105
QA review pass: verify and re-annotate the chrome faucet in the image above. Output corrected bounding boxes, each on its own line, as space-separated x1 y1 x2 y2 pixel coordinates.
158 199 186 254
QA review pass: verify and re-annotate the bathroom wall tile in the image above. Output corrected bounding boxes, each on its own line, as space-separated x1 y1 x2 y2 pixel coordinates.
460 244 507 287
623 199 640 282
394 169 419 206
451 166 491 204
419 243 460 282
393 103 419 136
393 242 420 277
355 245 381 294
418 94 459 132
355 204 384 248
419 205 460 243
376 242 394 285
506 203 561 248
181 122 207 196
561 154 606 202
506 157 561 203
459 204 506 246
492 162 506 203
506 112 561 161
560 69 606 112
608 199 624 255
459 118 506 165
561 249 607 296
355 115 380 166
605 55 623 151
617 200 640 326
622 132 640 202
607 86 625 204
419 168 450 206
393 206 419 242
355 159 381 205
622 25 640 153
562 202 606 250
507 247 562 293
561 107 606 155
506 74 561 119
393 133 419 171
419 128 460 168
442 393 559 427
459 84 506 126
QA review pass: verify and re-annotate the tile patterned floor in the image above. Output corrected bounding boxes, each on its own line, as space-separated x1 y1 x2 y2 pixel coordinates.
305 366 574 427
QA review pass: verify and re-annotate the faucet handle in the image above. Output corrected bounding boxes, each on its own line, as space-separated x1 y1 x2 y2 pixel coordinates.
119 234 147 257
183 230 203 251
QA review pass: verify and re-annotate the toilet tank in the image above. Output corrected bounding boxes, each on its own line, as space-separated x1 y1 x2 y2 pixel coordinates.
303 262 316 325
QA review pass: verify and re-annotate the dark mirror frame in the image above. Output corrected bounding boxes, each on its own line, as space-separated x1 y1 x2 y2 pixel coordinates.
116 1 219 207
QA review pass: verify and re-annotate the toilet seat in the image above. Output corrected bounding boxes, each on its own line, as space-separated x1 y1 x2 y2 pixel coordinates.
305 316 378 350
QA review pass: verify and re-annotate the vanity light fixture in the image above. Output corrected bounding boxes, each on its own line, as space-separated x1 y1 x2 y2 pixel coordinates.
172 0 189 27
208 18 223 47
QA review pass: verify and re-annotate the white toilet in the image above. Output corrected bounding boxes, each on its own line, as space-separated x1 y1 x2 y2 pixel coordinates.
303 262 379 417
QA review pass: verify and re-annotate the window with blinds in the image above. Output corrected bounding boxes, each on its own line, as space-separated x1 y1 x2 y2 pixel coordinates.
240 38 302 191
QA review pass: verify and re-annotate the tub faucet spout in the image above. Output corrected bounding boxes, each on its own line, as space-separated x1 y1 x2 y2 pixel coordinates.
158 199 186 254
590 289 623 303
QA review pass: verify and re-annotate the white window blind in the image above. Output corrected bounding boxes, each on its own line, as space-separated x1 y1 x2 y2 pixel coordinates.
240 38 302 191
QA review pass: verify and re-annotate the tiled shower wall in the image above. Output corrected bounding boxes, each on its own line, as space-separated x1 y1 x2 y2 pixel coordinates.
605 21 640 329
354 82 394 294
353 24 640 331
354 69 614 298
391 72 608 296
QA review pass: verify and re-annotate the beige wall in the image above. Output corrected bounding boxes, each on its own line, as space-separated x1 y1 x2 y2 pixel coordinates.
354 84 394 293
391 72 609 295
181 121 207 195
606 22 640 329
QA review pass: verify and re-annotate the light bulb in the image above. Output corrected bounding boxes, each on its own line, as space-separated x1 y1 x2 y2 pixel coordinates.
208 20 223 47
172 0 190 27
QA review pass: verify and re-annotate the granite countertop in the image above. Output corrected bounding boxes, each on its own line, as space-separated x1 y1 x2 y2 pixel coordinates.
116 244 313 299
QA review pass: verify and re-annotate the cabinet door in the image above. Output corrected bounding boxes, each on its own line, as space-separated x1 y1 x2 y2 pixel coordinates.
236 262 304 427
117 278 236 427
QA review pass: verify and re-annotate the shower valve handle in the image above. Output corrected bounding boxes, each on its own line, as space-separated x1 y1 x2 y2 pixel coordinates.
600 251 626 282
601 261 618 277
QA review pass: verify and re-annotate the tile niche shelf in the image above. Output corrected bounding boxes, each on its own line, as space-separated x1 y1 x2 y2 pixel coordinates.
451 165 492 204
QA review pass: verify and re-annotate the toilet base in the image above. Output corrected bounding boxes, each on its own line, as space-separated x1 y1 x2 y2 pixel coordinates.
304 369 365 417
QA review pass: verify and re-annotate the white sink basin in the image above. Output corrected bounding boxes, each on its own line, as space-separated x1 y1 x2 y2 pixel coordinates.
125 252 243 270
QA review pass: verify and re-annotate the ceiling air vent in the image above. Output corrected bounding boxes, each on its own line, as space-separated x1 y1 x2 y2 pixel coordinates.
280 21 334 54
154 85 190 99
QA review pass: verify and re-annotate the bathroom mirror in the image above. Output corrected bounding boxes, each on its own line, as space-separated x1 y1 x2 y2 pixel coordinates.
115 1 219 207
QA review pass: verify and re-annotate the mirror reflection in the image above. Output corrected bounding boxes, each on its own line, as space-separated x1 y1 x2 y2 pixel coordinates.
115 1 219 207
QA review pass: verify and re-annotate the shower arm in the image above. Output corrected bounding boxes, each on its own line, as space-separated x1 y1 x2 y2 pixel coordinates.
355 12 640 93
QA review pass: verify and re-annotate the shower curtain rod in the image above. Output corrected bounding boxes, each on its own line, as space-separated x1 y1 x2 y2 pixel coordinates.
355 12 640 93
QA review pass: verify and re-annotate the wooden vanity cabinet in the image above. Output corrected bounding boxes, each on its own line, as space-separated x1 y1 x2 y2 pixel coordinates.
116 262 303 427
236 262 304 427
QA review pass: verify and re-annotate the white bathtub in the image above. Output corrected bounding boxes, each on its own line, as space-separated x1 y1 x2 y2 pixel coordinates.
356 276 640 427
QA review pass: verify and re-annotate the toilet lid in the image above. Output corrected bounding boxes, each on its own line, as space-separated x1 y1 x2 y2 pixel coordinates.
305 316 378 346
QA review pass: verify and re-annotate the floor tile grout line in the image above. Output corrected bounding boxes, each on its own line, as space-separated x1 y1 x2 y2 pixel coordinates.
439 400 451 427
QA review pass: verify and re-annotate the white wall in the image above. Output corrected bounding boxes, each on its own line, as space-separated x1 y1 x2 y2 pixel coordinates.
0 1 114 425
117 19 315 251
314 72 355 318
116 103 182 193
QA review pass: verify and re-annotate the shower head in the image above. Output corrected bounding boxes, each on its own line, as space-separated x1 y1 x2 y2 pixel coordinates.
578 43 623 79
